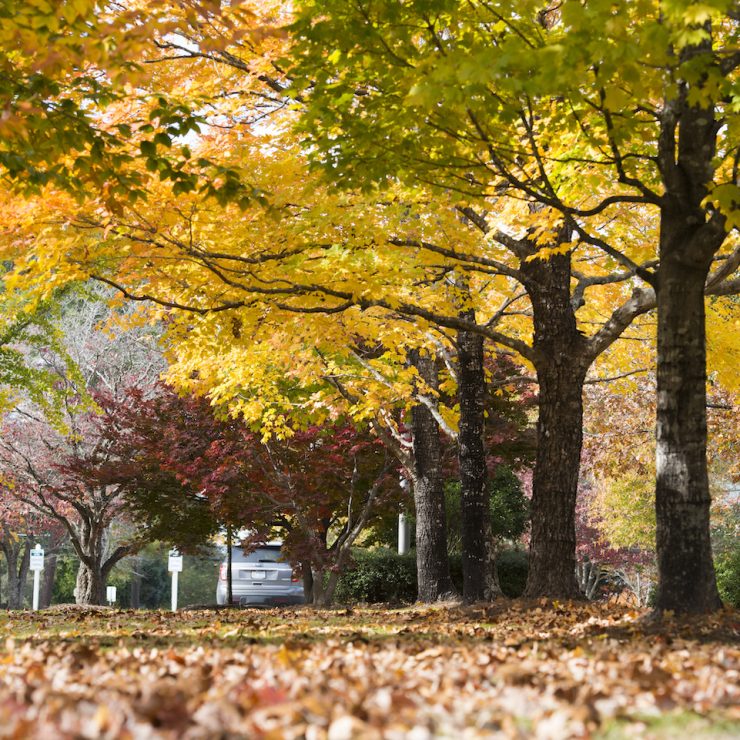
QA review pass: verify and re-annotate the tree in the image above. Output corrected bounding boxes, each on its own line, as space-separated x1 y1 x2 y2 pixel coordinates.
0 289 163 604
4 1 735 611
0 499 62 609
0 0 246 205
117 383 399 606
288 0 740 610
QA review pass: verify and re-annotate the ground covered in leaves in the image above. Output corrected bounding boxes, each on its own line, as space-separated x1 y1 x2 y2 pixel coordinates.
0 601 737 739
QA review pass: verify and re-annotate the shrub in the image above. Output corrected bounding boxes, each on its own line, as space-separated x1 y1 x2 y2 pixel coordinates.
496 549 528 597
333 547 529 604
333 548 417 604
715 542 740 608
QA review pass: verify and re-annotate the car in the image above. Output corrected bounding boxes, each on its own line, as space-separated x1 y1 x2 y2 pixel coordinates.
216 542 305 607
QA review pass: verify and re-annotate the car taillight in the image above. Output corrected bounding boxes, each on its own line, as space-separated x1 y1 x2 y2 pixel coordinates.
219 563 227 581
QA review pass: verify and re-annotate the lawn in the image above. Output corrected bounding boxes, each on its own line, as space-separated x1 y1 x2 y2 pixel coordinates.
0 601 737 738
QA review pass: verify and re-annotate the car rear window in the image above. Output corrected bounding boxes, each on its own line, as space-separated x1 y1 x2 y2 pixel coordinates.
232 546 283 563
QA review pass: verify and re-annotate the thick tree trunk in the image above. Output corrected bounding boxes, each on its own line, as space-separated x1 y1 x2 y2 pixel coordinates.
525 360 586 599
650 53 726 614
458 323 498 602
410 352 456 602
654 255 721 613
522 253 586 599
40 553 57 609
75 561 105 605
310 567 326 605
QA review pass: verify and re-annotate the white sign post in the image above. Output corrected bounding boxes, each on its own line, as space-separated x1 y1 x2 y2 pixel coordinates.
29 544 44 611
398 513 410 555
168 549 183 612
106 586 117 606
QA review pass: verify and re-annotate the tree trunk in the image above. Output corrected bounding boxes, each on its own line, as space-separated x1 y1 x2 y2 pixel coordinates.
310 566 326 605
129 555 141 609
75 561 106 605
651 47 726 614
302 564 314 603
522 252 586 599
40 553 57 609
654 255 721 613
457 322 498 602
4 540 31 610
410 352 456 602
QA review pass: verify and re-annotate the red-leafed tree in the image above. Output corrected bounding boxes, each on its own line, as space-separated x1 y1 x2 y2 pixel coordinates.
0 288 163 605
120 385 399 606
0 391 150 605
0 497 64 609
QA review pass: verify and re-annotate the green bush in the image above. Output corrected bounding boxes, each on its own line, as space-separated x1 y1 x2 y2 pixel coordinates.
334 549 417 603
51 555 78 604
445 467 530 554
333 547 529 604
715 542 740 608
496 549 528 597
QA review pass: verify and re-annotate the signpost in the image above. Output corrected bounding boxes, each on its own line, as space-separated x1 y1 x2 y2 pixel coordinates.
168 549 183 612
106 586 117 606
29 544 44 611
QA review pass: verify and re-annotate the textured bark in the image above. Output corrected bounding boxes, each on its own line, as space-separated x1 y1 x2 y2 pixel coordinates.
40 553 57 609
410 352 456 602
458 322 498 602
302 565 314 604
522 253 586 600
310 567 326 605
651 38 726 613
75 561 106 605
72 523 133 605
654 253 721 613
3 539 31 610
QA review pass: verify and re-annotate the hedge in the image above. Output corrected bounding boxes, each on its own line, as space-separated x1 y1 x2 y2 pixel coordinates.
333 548 529 604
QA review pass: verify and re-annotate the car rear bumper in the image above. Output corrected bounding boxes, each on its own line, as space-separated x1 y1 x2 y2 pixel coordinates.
235 593 305 606
216 584 305 607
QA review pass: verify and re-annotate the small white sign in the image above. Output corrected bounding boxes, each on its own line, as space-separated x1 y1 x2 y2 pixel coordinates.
168 549 183 573
106 586 117 603
29 545 44 572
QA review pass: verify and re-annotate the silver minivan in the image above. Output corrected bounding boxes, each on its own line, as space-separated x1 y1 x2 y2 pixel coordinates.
216 543 305 606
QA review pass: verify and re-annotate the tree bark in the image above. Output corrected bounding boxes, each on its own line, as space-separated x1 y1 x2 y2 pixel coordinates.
410 351 456 602
650 34 727 614
129 555 141 609
71 523 133 605
4 539 31 610
653 252 722 613
457 321 498 602
522 252 587 599
40 553 57 609
310 566 326 605
75 561 106 605
302 563 314 603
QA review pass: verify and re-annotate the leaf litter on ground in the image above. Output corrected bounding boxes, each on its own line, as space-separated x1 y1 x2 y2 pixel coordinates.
0 600 737 739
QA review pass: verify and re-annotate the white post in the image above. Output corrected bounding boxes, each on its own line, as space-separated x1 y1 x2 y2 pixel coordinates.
398 513 409 555
168 549 183 612
171 570 179 612
32 570 40 611
29 544 44 611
